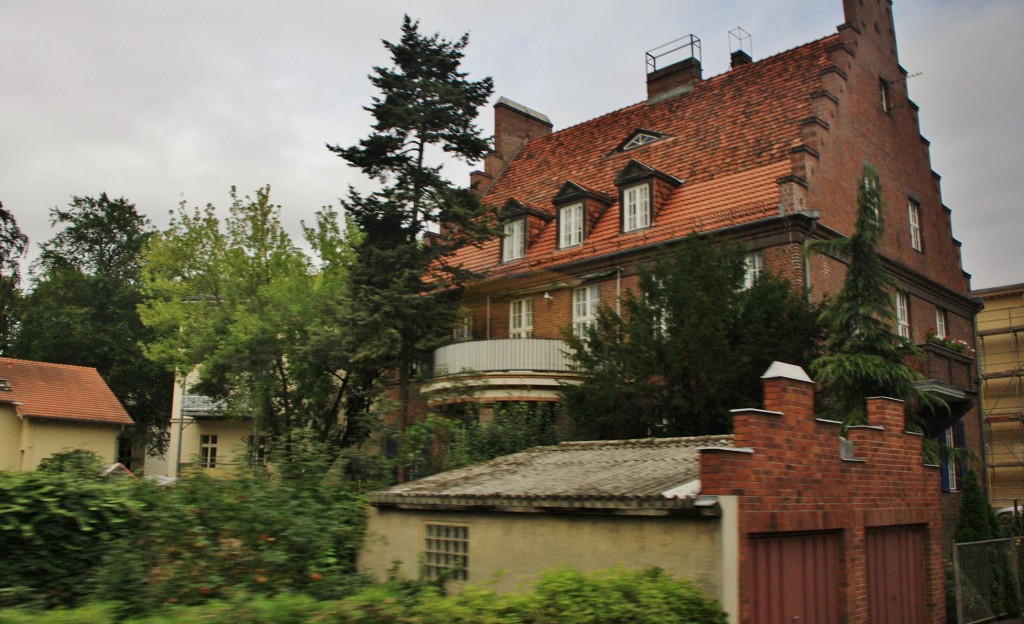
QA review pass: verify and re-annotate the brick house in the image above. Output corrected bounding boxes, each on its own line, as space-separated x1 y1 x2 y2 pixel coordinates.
0 357 134 471
421 0 980 549
364 363 945 623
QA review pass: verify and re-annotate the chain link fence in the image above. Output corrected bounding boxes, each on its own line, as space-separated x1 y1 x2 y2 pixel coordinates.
953 537 1022 623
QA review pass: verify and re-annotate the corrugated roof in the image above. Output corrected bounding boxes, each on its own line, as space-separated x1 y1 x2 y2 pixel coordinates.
453 35 838 277
370 435 733 509
0 357 133 425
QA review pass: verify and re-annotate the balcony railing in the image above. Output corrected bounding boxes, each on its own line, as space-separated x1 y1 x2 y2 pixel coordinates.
912 342 976 391
432 339 576 378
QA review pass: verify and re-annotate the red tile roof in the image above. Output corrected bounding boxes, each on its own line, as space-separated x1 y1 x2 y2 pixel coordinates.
454 34 838 278
0 358 132 426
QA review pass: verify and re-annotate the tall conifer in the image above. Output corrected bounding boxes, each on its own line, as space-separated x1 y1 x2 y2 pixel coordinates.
809 165 941 427
328 16 494 430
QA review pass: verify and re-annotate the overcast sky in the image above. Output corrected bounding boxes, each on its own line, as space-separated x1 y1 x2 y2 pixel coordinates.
2 0 1021 290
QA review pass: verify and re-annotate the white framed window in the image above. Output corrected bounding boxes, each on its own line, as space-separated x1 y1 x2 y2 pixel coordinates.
862 173 880 221
908 199 922 251
200 434 218 468
572 285 600 339
896 290 910 339
743 251 764 290
559 203 584 248
453 311 472 342
424 523 468 581
623 132 659 151
509 298 533 338
502 219 525 262
935 308 948 339
623 183 651 232
944 426 958 492
880 78 892 113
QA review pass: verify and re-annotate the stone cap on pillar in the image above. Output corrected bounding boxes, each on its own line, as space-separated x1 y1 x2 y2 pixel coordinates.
760 361 814 383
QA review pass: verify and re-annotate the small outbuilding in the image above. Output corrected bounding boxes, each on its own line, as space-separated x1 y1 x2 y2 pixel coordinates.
361 363 945 624
0 357 133 471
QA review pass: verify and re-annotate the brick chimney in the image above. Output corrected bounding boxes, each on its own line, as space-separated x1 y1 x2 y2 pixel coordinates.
730 49 752 69
646 57 702 101
473 98 551 195
491 98 551 169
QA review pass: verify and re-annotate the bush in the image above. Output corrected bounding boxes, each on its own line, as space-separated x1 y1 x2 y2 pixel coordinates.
0 471 140 608
0 568 726 623
1 441 368 613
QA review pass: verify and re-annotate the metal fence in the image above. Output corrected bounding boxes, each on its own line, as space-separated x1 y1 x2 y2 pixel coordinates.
953 537 1021 624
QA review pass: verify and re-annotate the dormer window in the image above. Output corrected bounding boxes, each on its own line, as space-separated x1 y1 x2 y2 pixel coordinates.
502 218 526 262
616 129 669 153
614 159 682 234
623 183 651 232
559 203 584 248
551 181 612 250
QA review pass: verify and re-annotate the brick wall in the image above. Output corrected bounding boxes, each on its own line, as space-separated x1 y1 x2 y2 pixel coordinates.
701 366 944 623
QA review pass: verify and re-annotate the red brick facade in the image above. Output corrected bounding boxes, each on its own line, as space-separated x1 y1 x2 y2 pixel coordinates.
427 0 981 554
701 369 944 623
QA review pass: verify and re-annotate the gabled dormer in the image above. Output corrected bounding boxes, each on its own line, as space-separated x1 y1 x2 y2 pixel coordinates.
499 198 552 263
613 159 683 233
614 128 670 153
551 181 613 249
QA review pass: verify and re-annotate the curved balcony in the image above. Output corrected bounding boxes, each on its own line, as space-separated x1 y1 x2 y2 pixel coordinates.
426 339 582 404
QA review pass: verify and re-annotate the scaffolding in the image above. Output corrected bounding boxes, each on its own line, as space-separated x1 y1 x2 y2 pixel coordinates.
977 284 1024 507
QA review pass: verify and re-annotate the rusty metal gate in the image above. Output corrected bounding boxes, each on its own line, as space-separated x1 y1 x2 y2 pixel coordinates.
749 531 841 623
866 525 927 623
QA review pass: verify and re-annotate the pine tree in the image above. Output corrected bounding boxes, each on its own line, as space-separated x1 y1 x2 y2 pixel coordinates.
809 165 942 427
327 16 494 431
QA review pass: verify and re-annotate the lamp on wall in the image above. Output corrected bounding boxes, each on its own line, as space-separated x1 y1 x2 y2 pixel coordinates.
542 292 553 300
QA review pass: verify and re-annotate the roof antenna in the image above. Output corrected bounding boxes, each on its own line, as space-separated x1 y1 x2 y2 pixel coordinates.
729 27 753 69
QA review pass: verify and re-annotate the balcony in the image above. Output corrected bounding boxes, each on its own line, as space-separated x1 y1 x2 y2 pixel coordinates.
911 342 977 406
426 339 582 403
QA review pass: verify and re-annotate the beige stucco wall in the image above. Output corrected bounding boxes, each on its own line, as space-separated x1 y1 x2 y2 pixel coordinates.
19 418 121 470
149 372 254 478
360 506 727 601
0 404 22 471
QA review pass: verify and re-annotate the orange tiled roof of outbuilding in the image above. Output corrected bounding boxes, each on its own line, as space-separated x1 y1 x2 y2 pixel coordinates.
0 357 133 426
452 34 838 277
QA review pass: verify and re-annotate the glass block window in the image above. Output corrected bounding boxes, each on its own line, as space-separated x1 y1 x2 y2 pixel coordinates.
424 524 468 581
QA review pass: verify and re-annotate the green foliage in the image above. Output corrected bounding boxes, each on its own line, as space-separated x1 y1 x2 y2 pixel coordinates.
955 469 999 543
0 202 28 354
0 471 140 608
36 449 103 479
10 194 173 457
140 188 377 457
953 469 1022 618
0 448 368 613
328 16 495 431
0 568 726 623
808 166 942 429
563 234 820 439
399 403 564 479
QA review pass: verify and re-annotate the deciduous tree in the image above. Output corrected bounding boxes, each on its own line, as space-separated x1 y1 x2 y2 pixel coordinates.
140 187 375 458
0 202 28 353
11 195 173 457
